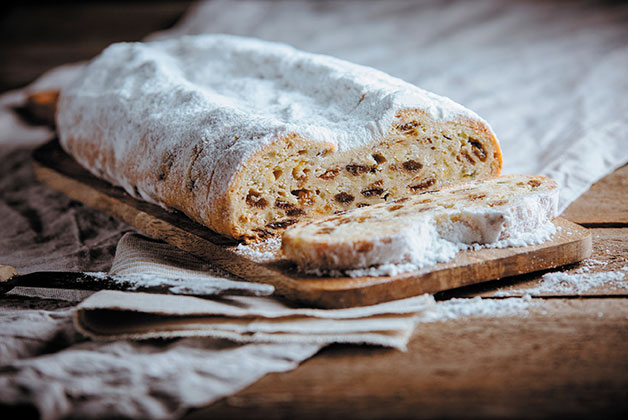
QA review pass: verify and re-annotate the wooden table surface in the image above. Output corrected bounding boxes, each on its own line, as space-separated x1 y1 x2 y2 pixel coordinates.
183 166 628 419
3 3 627 419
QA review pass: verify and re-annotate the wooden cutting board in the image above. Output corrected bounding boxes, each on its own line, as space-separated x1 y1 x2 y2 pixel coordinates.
33 140 592 308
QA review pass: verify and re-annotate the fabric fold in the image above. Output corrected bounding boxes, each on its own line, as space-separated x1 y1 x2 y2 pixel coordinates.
74 233 436 351
74 291 432 350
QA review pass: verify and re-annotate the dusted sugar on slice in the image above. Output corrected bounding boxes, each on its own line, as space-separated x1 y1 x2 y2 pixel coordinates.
57 34 501 242
282 175 558 271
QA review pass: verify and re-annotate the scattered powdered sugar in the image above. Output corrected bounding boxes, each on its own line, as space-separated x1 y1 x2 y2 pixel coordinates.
494 259 628 296
520 269 626 295
421 295 536 322
84 272 109 280
234 236 282 262
574 258 609 272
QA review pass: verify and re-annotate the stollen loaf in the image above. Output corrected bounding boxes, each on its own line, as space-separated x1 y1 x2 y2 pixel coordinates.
56 34 502 242
282 175 558 271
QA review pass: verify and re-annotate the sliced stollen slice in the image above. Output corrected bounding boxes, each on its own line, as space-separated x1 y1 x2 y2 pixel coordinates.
281 175 559 272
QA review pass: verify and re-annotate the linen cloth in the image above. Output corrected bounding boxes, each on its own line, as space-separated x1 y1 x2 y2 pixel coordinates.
108 233 275 298
75 233 433 350
1 232 432 420
1 0 628 419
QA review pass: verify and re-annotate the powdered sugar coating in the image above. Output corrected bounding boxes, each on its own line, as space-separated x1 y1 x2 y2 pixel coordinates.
56 34 490 223
283 175 559 273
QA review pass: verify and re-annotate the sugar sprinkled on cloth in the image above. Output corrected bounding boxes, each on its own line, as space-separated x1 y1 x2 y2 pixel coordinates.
108 233 274 296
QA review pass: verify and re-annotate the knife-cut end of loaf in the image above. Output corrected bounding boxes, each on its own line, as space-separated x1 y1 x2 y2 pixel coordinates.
229 110 501 242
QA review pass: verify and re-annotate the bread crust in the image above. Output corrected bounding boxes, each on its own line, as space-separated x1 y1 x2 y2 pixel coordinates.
56 35 502 242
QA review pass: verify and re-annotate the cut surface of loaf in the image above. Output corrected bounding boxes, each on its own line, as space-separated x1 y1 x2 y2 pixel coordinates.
56 34 502 242
282 175 559 271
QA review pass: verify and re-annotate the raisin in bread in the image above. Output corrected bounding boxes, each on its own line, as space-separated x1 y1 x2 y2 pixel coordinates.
282 175 558 271
56 34 502 242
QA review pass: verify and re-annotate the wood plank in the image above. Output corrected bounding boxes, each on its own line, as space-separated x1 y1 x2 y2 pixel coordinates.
436 228 628 299
32 140 591 308
186 298 628 419
562 164 628 226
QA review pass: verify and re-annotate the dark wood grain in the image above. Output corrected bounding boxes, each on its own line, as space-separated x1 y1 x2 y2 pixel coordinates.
562 164 628 227
32 140 592 308
188 298 628 419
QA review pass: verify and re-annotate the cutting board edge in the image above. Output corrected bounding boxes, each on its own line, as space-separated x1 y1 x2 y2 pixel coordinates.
33 140 592 308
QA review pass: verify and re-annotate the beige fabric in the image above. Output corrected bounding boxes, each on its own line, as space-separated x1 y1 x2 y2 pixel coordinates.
109 233 274 296
76 233 435 350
